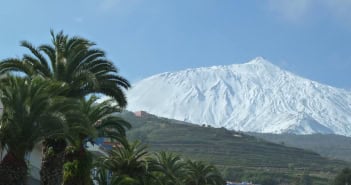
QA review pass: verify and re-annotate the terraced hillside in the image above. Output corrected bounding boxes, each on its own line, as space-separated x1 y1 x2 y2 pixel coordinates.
121 111 348 184
250 133 351 162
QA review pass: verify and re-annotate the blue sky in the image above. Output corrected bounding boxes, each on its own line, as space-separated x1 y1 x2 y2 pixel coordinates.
0 0 350 88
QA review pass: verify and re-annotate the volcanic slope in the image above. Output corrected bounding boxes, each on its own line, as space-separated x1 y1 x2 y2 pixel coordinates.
127 57 351 136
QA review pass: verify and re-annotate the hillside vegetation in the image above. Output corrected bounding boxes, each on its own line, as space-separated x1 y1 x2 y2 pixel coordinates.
121 111 348 185
250 133 351 162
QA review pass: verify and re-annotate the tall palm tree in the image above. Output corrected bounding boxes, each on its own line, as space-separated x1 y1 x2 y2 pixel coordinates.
0 76 79 185
0 30 130 185
63 96 131 185
150 152 185 185
184 160 225 185
0 31 130 105
76 96 131 143
97 140 152 185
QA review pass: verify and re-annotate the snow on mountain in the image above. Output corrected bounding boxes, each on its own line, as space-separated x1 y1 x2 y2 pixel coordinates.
127 57 351 136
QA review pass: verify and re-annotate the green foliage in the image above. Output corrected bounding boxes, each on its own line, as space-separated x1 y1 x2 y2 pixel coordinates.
119 111 348 184
294 173 313 185
45 147 55 157
334 168 351 185
222 167 245 181
0 31 131 185
63 160 79 181
95 141 225 185
95 140 154 185
60 96 131 185
80 96 131 143
184 160 225 185
0 31 130 184
99 140 150 180
249 174 279 185
150 151 186 185
0 30 131 107
64 145 76 154
0 76 76 159
251 133 351 162
63 145 94 185
93 168 110 185
110 175 139 185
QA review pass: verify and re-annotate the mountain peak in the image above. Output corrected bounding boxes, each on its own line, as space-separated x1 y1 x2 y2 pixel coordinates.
127 58 351 136
248 56 268 63
246 57 278 68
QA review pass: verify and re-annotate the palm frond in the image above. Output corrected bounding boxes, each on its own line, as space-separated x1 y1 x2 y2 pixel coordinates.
0 76 76 158
0 58 34 76
20 41 50 74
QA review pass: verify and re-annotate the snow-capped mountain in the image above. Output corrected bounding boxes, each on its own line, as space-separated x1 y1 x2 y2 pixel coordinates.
127 57 351 136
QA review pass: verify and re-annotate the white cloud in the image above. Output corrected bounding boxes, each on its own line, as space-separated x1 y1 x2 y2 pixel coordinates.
267 0 351 23
324 0 351 19
267 0 312 22
99 0 122 11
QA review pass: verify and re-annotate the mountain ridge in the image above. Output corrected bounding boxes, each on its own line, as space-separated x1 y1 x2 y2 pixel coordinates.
127 57 351 136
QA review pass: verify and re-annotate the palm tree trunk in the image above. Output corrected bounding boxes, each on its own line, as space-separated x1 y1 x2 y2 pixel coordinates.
0 152 28 185
63 145 93 185
40 138 67 185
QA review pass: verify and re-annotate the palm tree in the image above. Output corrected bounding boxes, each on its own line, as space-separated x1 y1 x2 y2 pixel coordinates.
0 76 78 185
94 169 140 185
63 96 131 185
0 30 130 185
77 96 131 143
184 160 225 185
150 152 185 185
97 140 152 185
0 31 130 105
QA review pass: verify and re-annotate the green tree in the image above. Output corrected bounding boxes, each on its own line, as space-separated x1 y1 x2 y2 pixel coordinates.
97 140 152 185
63 96 131 185
0 30 130 185
0 77 78 185
295 173 312 185
255 175 278 185
184 160 225 185
150 151 186 185
0 31 130 105
334 168 351 185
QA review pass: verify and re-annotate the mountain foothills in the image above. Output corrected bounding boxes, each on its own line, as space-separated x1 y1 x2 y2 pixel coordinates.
250 133 351 162
127 57 351 136
122 111 348 185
